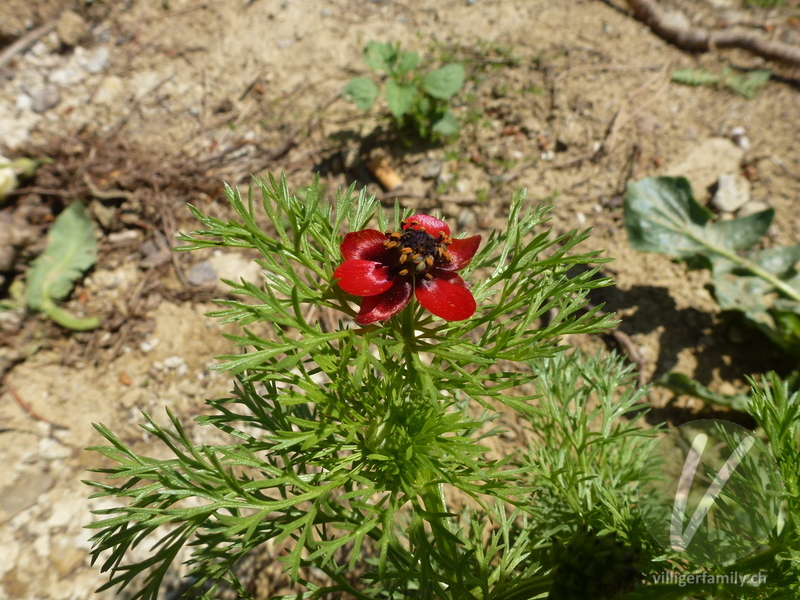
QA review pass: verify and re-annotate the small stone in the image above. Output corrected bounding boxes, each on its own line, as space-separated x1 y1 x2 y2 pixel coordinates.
711 173 750 213
737 200 770 218
49 65 87 86
140 338 159 353
163 356 186 370
31 86 61 114
92 75 125 105
16 94 32 111
208 252 263 290
89 199 116 229
420 160 443 180
437 172 455 185
107 229 143 244
456 207 477 229
77 46 110 74
187 260 218 286
454 180 470 194
730 126 751 152
56 11 88 47
38 438 72 460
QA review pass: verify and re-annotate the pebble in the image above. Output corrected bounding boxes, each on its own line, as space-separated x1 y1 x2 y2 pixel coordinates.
76 46 111 74
38 438 72 460
163 356 186 370
456 207 477 229
56 11 88 47
107 229 143 244
16 94 32 111
730 126 750 153
31 86 61 113
187 260 218 286
140 338 159 353
420 160 443 180
710 173 750 213
49 65 87 86
737 200 770 218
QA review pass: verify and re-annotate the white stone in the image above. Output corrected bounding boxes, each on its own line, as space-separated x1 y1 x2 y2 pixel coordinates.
163 356 186 370
737 200 770 217
711 173 750 213
76 46 110 74
38 437 72 460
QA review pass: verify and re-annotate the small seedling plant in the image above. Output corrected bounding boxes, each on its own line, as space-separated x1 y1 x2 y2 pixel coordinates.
343 41 465 141
86 174 800 599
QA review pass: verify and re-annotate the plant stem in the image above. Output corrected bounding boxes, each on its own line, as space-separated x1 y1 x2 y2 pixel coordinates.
708 242 800 303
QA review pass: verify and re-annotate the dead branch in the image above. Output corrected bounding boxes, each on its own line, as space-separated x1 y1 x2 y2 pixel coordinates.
624 0 800 66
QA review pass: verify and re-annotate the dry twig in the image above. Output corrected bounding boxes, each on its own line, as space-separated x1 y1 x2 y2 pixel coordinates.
0 20 58 69
624 0 800 65
3 375 68 430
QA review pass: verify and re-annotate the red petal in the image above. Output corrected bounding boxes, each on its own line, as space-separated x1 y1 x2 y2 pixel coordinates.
415 271 476 321
355 279 413 325
439 235 481 271
403 214 450 238
340 229 390 261
334 260 394 296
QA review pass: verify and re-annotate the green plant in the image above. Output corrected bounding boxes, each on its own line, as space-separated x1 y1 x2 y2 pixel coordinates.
671 67 772 99
343 41 465 141
85 173 800 600
25 201 100 330
624 176 800 404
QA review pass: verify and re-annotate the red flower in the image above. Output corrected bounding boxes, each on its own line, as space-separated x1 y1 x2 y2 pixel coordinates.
333 215 481 325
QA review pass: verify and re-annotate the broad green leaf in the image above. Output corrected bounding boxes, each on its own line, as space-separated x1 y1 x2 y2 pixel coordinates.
431 111 459 137
395 51 420 77
422 64 465 100
26 201 99 330
343 77 378 111
385 80 416 118
363 41 397 73
624 176 714 259
624 176 773 259
626 176 800 357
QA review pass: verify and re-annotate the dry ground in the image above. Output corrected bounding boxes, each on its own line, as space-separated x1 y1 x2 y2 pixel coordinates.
1 0 799 598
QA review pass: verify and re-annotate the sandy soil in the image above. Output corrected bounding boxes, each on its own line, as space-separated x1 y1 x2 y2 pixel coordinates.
1 0 799 598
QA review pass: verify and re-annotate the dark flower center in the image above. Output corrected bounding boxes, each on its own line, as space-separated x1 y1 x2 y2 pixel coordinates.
383 221 453 279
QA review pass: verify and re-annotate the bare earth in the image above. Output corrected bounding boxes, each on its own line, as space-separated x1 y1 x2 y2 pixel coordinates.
1 0 799 598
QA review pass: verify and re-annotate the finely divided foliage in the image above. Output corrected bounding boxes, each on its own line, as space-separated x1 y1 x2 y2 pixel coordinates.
85 174 800 600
